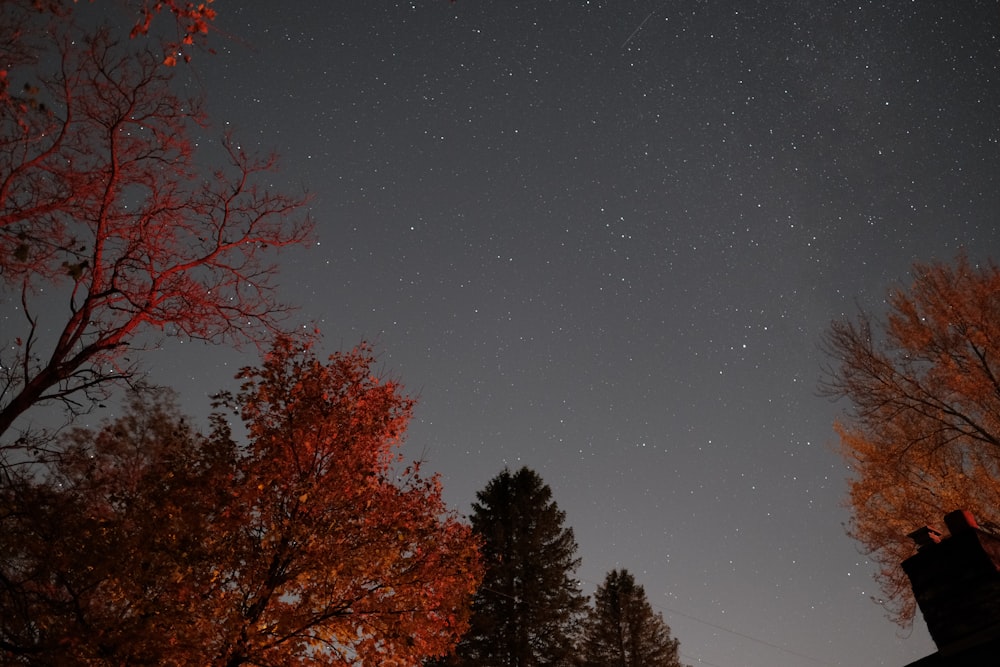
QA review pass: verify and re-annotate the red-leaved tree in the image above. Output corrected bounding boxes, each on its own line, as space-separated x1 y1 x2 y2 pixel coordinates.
0 339 482 664
0 6 311 448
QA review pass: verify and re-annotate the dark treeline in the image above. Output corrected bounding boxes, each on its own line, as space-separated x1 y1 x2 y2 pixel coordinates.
432 466 687 667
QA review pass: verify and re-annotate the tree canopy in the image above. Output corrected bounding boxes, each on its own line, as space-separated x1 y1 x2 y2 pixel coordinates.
822 254 1000 625
0 339 482 665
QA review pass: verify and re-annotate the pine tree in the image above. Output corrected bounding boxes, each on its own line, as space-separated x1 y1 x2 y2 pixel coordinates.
448 466 587 667
581 569 683 667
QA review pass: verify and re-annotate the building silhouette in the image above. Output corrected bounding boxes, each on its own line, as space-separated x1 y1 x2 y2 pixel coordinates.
903 510 1000 666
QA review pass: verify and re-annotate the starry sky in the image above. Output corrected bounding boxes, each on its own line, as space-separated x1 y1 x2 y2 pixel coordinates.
81 1 1000 665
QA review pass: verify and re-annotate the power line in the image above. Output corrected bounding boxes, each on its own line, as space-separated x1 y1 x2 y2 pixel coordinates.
680 651 726 667
483 575 835 666
655 602 836 667
577 575 836 667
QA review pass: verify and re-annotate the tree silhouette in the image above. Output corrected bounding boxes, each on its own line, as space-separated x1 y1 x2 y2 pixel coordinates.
0 9 311 449
0 339 482 665
443 466 586 667
821 253 1000 625
581 569 683 667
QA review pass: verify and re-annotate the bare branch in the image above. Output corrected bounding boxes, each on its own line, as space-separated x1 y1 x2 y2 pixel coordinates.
822 253 1000 625
0 17 312 446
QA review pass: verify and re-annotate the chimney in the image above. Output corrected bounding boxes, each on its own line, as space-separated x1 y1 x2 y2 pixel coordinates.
907 526 942 550
902 510 1000 657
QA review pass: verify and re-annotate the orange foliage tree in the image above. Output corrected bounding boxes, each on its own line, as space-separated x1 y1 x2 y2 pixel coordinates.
0 339 482 664
0 6 311 448
821 254 1000 625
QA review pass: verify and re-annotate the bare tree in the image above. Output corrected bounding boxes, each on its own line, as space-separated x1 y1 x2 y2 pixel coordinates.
0 12 311 448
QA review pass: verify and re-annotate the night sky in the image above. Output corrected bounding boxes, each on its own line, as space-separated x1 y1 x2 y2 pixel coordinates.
79 1 1000 665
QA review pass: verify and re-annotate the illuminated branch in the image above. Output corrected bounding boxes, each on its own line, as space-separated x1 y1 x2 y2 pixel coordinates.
821 254 1000 625
0 22 312 442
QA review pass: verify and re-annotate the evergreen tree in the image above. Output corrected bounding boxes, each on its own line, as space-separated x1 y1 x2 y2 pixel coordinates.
580 569 683 667
448 466 587 666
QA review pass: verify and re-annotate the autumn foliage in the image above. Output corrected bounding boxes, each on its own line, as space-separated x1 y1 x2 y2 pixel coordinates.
0 4 482 663
0 339 482 665
822 254 1000 625
128 0 217 65
1 0 216 72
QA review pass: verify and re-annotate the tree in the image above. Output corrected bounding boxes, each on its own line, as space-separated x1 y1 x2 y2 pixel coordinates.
580 569 683 667
0 387 234 663
0 5 311 449
0 339 482 665
821 253 1000 625
1 0 216 79
444 466 587 667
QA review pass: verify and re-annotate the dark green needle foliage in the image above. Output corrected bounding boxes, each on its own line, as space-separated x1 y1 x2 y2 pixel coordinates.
581 569 684 667
443 466 587 667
